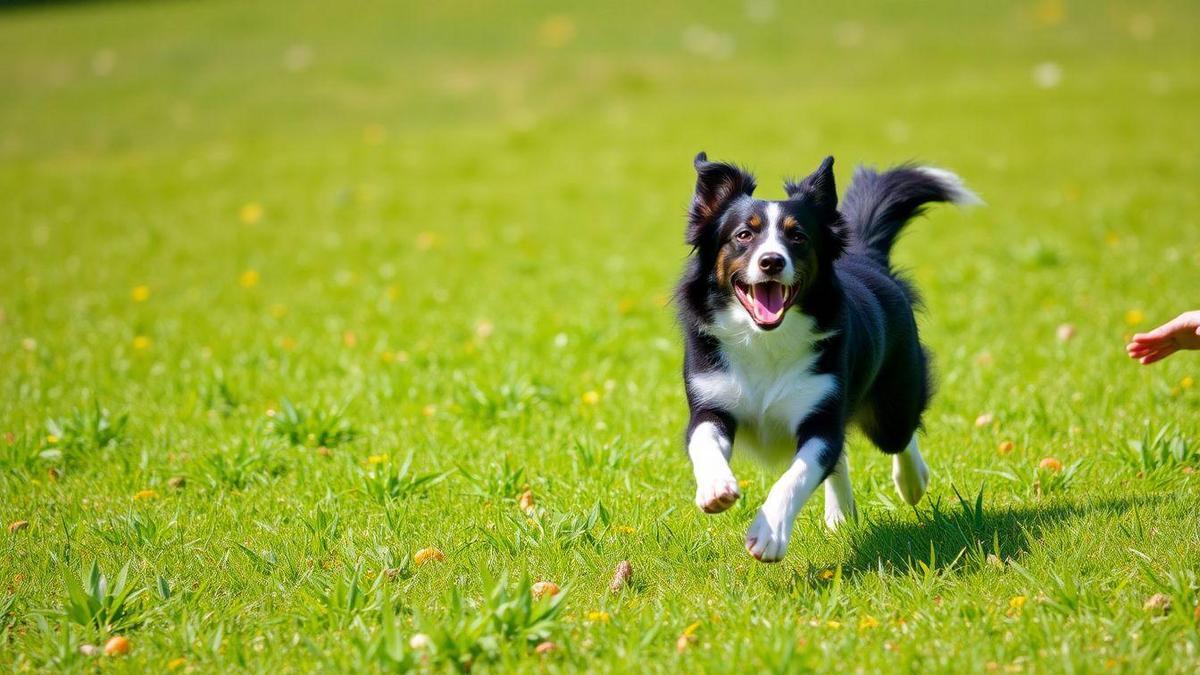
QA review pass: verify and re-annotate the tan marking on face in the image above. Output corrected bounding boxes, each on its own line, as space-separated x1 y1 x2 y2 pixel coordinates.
716 245 748 289
747 213 761 229
782 215 798 230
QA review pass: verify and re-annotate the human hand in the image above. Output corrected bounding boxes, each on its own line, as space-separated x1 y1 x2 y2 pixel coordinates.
1126 310 1200 364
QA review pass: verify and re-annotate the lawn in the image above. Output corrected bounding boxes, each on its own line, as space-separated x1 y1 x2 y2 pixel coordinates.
2 0 1199 672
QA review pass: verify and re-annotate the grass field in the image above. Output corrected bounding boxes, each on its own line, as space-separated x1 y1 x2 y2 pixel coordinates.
2 0 1200 671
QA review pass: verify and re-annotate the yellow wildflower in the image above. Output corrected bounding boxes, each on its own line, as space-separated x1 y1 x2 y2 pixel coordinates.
366 454 388 465
131 285 150 302
132 336 152 350
582 391 601 405
239 203 263 225
1124 309 1144 326
239 269 260 288
133 489 158 501
586 611 610 623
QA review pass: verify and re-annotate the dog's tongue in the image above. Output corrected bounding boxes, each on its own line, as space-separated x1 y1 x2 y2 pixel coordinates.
752 282 787 324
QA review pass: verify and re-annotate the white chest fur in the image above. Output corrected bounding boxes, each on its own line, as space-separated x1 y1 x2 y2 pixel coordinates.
688 304 836 463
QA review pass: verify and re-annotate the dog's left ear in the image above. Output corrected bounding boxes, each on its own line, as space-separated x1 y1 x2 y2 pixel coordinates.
688 151 757 246
784 155 837 211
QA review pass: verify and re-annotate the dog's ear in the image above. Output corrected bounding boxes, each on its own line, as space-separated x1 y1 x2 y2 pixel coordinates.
688 151 756 246
784 155 837 211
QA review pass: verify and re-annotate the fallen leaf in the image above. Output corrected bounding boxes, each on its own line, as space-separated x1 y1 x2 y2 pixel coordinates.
1144 593 1171 616
531 581 560 599
609 560 633 593
8 520 29 534
104 636 131 657
1038 457 1063 473
413 547 445 566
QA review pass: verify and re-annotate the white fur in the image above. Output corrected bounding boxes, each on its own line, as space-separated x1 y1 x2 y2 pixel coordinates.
688 306 836 464
915 167 983 206
745 437 827 561
823 451 855 530
688 421 740 513
744 202 796 285
892 436 930 505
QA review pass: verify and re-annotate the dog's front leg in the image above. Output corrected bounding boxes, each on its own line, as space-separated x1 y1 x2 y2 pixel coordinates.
687 411 739 513
746 432 841 562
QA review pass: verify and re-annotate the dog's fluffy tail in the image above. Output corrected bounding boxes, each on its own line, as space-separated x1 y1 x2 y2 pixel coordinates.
840 164 981 265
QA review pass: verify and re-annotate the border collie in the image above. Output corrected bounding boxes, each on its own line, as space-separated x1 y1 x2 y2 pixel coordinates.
677 152 978 562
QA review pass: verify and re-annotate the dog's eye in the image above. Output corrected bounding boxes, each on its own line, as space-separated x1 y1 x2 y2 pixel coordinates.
788 230 809 245
734 229 753 243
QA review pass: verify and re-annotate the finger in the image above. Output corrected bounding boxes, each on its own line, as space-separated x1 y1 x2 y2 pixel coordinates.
1140 348 1177 365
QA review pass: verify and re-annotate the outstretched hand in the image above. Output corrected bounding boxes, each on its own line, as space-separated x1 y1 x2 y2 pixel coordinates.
1126 310 1200 365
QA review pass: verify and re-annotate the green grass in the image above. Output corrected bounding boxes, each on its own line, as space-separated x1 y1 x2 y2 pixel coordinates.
2 0 1199 671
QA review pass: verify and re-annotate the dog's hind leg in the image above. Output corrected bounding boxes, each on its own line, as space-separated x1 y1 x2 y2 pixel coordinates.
892 436 930 506
823 451 856 530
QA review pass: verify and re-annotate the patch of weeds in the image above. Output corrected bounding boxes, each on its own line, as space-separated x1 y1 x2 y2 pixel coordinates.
345 590 417 671
53 560 146 633
572 435 639 473
457 376 558 423
300 565 384 629
42 401 127 464
298 500 343 559
979 460 1082 497
269 397 356 448
199 368 239 416
1115 424 1197 474
0 433 42 473
94 511 178 552
460 455 526 499
200 440 289 490
1130 549 1199 625
359 453 451 505
415 571 567 672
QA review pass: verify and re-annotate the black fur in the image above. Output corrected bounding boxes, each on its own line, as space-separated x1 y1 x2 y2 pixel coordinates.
678 154 969 476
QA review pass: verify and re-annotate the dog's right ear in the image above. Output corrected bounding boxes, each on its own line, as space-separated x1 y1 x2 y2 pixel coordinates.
688 151 756 246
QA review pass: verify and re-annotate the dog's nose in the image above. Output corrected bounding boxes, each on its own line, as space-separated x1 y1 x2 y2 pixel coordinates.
758 253 786 275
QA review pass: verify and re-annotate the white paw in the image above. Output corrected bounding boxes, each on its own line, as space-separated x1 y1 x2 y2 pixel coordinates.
695 476 740 513
824 502 855 531
893 454 930 506
745 507 793 562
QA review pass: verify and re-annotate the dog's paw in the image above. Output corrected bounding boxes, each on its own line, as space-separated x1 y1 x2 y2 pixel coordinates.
695 476 740 513
892 451 930 506
745 508 792 562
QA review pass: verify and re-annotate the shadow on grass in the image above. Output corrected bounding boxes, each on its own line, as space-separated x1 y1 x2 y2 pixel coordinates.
841 492 1166 576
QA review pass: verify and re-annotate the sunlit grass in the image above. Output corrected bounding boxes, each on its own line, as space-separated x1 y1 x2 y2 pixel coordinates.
2 0 1199 672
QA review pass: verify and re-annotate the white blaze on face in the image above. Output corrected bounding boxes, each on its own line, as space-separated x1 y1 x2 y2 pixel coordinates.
746 202 795 285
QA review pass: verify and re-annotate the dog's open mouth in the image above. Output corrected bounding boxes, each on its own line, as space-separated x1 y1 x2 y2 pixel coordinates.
733 279 795 329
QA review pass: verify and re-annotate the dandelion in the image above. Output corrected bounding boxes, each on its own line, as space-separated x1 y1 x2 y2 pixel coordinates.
239 269 260 288
1009 596 1027 611
104 636 131 656
818 568 836 581
1181 376 1194 390
46 434 59 445
586 610 610 623
133 489 159 501
1124 309 1144 326
613 525 636 535
239 203 263 225
132 335 152 350
1038 457 1063 472
131 285 151 302
858 615 880 631
998 440 1015 455
366 454 388 465
413 547 445 565
167 657 187 670
825 620 843 629
582 390 601 406
531 581 560 599
421 404 437 417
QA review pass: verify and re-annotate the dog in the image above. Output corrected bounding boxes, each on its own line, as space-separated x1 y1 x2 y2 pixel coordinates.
676 152 978 562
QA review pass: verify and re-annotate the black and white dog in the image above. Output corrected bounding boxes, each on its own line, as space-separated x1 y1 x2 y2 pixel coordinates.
677 152 978 562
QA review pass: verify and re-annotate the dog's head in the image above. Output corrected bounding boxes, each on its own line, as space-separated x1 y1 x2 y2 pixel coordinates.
687 152 846 330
